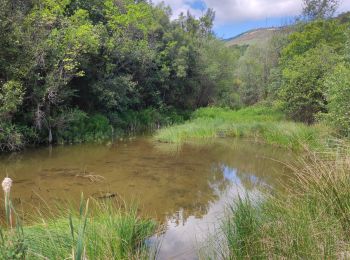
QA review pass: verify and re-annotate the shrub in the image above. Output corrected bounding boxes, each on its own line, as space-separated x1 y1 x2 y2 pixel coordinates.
0 80 24 119
206 148 350 259
279 45 339 123
0 123 24 152
56 110 112 143
323 64 350 136
109 108 188 134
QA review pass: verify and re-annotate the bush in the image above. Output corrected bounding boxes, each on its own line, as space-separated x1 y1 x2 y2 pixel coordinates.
323 64 350 136
0 80 24 118
0 123 24 152
56 110 112 143
108 108 189 134
279 45 339 123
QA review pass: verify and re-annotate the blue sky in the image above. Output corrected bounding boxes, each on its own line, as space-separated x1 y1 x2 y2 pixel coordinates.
214 16 296 39
153 0 350 39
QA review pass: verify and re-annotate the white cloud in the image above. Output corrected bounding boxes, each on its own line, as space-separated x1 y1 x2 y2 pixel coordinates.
204 0 302 24
154 0 350 24
153 0 204 19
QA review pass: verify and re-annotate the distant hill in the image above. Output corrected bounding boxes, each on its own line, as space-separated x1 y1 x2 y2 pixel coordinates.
225 12 350 47
224 27 282 46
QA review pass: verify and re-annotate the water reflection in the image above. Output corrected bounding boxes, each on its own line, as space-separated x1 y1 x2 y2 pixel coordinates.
0 138 292 259
154 162 274 259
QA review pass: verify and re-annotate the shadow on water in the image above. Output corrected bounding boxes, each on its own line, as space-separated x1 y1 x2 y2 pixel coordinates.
0 137 293 259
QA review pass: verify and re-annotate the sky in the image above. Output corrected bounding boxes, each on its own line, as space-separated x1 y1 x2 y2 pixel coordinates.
152 0 350 39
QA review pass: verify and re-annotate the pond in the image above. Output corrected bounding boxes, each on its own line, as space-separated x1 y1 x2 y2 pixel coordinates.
0 138 292 259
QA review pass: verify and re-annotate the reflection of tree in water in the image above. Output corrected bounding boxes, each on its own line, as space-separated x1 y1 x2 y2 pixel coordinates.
161 162 269 227
163 140 290 227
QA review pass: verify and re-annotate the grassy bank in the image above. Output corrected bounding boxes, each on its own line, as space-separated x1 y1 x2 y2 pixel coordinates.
203 146 350 259
155 106 331 151
1 197 157 259
156 105 350 258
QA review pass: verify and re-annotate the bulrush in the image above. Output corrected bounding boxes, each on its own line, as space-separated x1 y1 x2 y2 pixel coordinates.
2 177 12 193
2 177 13 227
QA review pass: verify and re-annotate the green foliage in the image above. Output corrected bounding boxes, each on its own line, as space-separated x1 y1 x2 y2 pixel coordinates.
272 17 350 129
110 107 189 134
0 81 24 119
281 19 346 62
231 30 289 107
323 64 350 136
155 106 328 151
196 39 238 108
0 194 156 259
222 196 262 259
0 229 27 260
280 45 339 123
23 201 157 259
91 75 138 112
208 148 350 259
56 110 112 143
0 0 235 151
0 123 24 152
236 45 266 105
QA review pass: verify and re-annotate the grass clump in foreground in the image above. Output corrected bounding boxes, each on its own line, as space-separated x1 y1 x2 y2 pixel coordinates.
0 191 157 260
205 147 350 259
155 106 330 151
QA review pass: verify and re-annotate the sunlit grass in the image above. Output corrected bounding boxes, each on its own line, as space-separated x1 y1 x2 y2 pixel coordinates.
1 196 158 260
155 106 330 151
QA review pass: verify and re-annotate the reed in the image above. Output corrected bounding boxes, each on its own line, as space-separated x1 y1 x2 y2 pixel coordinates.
0 181 158 260
206 146 350 259
155 106 330 151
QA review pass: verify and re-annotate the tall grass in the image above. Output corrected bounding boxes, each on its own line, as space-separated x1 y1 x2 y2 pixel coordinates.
155 106 330 151
206 146 350 259
1 189 158 259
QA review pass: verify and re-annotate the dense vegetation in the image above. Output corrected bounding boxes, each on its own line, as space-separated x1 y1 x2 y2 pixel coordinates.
228 13 350 126
2 0 350 258
2 0 349 152
157 4 350 144
1 192 157 259
155 1 350 258
0 0 237 151
155 106 330 151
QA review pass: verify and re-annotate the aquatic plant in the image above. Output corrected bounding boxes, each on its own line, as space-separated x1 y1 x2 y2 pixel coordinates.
0 177 157 259
155 106 330 151
1 177 28 259
2 177 12 227
23 200 157 259
205 145 350 259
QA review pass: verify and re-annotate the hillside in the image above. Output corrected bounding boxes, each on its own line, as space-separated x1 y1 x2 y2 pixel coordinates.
225 27 281 46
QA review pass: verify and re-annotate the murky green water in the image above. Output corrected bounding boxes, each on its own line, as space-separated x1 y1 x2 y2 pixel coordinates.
0 138 292 259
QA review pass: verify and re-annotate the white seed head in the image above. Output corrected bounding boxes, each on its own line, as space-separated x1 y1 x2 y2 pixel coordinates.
2 177 12 193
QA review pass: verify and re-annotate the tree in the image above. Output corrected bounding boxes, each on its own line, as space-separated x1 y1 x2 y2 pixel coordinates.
236 45 266 105
281 19 346 62
302 0 339 20
279 45 339 123
0 81 24 119
0 0 238 150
